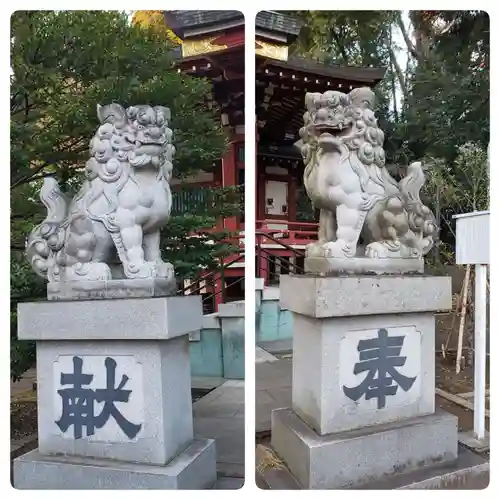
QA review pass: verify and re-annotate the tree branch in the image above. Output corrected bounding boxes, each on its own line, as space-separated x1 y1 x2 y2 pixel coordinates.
329 27 350 64
389 46 409 101
11 164 48 190
396 11 421 63
11 140 87 190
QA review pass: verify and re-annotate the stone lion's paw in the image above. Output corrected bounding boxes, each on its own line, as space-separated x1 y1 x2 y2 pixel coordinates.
126 261 156 279
154 261 174 279
365 242 389 259
305 243 323 258
323 241 348 258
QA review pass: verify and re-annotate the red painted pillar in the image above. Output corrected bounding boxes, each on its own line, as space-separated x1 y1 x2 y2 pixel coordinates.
260 253 269 285
214 275 223 312
288 172 297 223
222 141 237 232
255 123 259 226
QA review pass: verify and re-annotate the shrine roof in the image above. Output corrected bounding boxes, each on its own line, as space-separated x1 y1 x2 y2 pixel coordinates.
256 57 386 146
163 11 244 38
256 11 303 43
262 55 386 84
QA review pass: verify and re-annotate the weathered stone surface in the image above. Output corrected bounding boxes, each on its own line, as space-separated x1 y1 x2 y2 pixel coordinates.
26 104 176 287
18 295 202 340
47 277 176 301
13 439 216 489
220 317 245 380
291 312 436 434
257 440 488 490
305 256 424 276
217 300 245 379
36 337 193 465
218 300 245 318
271 407 458 489
359 446 489 489
296 87 437 264
280 274 452 318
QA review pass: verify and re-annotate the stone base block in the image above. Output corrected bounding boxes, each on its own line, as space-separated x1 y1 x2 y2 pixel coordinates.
278 274 451 435
18 295 202 341
47 277 177 301
36 338 194 465
13 438 216 490
257 442 488 490
358 446 489 489
280 274 452 318
271 407 458 489
305 257 424 276
291 311 437 434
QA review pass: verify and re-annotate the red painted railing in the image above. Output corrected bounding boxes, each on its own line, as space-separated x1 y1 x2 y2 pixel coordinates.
255 219 318 245
181 218 318 310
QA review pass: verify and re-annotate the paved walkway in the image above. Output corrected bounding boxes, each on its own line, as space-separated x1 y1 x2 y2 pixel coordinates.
256 358 292 433
11 368 36 397
257 339 292 355
256 346 279 363
193 379 245 484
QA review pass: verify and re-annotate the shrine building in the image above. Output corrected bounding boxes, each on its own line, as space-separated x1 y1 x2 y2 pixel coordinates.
161 10 385 310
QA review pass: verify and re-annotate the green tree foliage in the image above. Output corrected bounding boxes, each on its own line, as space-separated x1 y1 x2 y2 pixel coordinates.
401 11 489 163
11 10 227 188
10 10 239 380
283 10 402 161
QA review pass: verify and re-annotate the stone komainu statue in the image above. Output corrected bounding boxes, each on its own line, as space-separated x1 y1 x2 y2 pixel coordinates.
27 103 175 282
296 87 437 260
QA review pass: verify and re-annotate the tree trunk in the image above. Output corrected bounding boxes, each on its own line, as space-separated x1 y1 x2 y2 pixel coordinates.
433 183 441 265
329 27 349 64
389 46 409 101
396 11 421 63
389 29 399 121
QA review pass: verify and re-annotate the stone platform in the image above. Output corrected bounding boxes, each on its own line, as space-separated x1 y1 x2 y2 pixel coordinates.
14 438 216 489
256 357 489 490
304 256 424 276
14 294 218 489
279 274 451 318
47 277 177 301
257 440 489 490
270 273 459 490
271 407 458 489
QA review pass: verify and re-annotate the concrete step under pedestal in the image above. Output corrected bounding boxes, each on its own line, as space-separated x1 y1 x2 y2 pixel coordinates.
257 339 292 355
270 407 489 490
257 442 489 490
214 476 244 489
13 438 217 490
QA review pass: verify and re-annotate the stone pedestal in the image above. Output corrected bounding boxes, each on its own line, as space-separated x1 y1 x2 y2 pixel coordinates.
13 295 217 490
271 274 461 489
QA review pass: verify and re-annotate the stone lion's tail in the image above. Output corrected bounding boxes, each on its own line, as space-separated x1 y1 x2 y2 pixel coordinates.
26 177 68 280
399 162 438 255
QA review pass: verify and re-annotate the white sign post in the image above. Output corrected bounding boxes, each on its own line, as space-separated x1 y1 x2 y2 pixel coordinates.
454 210 489 446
